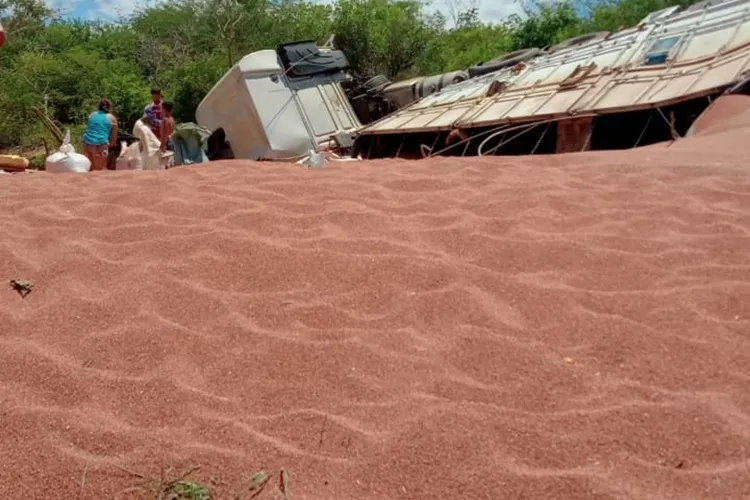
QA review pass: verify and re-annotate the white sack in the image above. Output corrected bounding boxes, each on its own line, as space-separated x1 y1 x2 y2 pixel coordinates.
45 129 91 173
132 119 163 171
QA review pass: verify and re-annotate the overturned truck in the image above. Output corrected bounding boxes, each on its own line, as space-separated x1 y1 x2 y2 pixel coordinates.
196 0 750 161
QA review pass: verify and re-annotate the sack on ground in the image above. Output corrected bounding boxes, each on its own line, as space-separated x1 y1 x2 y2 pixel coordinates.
45 129 91 173
133 120 163 170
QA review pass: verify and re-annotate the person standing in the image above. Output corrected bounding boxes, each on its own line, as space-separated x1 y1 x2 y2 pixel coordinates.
144 87 164 139
82 98 118 171
160 101 175 152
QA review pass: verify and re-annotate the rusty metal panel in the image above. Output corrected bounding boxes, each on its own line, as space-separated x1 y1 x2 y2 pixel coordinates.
556 116 593 154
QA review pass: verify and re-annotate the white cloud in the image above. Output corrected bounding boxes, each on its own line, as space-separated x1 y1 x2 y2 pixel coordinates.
430 0 524 24
480 1 525 21
47 0 159 21
49 0 521 23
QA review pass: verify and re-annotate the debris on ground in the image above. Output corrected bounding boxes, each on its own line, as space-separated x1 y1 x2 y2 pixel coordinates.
9 279 33 298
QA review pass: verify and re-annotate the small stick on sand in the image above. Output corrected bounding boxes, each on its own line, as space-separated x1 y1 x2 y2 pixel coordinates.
234 470 270 500
112 463 146 479
279 469 290 499
319 415 328 447
161 465 202 493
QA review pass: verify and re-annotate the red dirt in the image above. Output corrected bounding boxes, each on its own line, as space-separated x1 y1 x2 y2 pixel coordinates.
1 98 749 499
686 94 750 137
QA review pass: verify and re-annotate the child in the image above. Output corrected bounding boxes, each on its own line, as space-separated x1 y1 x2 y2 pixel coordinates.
160 101 175 152
144 88 163 138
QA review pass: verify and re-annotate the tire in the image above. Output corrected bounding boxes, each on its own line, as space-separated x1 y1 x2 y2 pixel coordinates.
415 70 470 98
362 74 392 93
468 48 543 78
548 32 610 53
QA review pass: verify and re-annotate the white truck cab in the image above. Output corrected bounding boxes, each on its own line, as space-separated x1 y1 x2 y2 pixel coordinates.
196 41 361 161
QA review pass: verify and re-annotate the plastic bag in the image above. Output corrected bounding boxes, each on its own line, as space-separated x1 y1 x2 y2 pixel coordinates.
297 149 326 168
45 130 91 173
116 142 144 170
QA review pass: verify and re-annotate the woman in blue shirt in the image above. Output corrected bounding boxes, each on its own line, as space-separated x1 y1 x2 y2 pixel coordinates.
82 98 118 171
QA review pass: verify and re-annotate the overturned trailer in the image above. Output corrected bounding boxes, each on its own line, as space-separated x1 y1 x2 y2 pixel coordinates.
196 0 750 161
355 0 750 158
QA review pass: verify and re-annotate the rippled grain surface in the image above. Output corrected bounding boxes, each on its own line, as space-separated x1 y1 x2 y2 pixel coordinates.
1 141 749 498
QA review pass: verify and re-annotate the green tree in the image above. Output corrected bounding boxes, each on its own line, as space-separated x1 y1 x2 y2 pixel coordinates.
102 72 152 129
166 54 228 123
508 2 584 50
331 0 442 79
585 0 698 31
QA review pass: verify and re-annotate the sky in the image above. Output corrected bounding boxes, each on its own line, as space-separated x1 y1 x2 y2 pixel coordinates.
50 0 525 25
